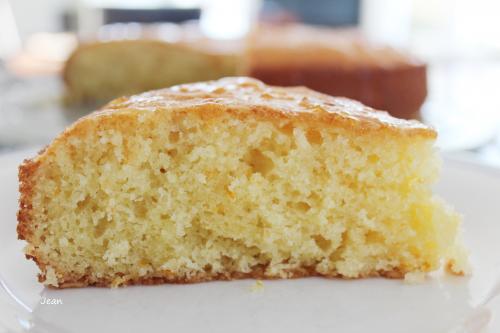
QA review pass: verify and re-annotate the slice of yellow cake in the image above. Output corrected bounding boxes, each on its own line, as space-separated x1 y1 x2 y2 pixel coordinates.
63 39 240 106
18 77 467 288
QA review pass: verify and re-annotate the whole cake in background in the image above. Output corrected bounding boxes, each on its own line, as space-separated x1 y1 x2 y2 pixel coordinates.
246 24 427 120
18 77 467 288
63 23 427 119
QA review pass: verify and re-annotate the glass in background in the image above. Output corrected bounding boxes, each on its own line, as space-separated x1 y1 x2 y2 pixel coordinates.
200 0 261 39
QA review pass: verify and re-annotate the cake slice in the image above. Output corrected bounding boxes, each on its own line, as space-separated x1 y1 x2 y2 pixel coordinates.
63 38 240 106
18 77 466 288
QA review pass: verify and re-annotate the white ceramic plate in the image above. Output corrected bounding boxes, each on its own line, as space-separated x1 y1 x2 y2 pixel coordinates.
1 149 500 333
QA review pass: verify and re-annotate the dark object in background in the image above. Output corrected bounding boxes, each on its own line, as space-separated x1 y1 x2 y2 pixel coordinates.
63 0 358 34
103 8 201 25
62 8 201 32
262 0 359 26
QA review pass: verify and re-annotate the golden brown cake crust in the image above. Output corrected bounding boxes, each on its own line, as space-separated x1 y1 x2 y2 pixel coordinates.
18 77 437 288
101 77 434 137
17 159 38 241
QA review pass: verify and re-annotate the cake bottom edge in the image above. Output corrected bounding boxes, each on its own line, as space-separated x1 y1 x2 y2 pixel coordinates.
43 265 414 289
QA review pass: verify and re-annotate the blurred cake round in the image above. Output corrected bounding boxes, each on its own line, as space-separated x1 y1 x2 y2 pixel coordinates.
18 77 466 288
246 24 427 120
63 23 426 119
63 24 241 106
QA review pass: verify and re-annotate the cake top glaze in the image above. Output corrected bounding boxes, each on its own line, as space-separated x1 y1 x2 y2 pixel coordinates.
101 77 435 138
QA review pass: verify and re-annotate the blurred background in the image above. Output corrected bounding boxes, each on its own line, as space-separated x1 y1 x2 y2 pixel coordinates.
1 0 500 166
